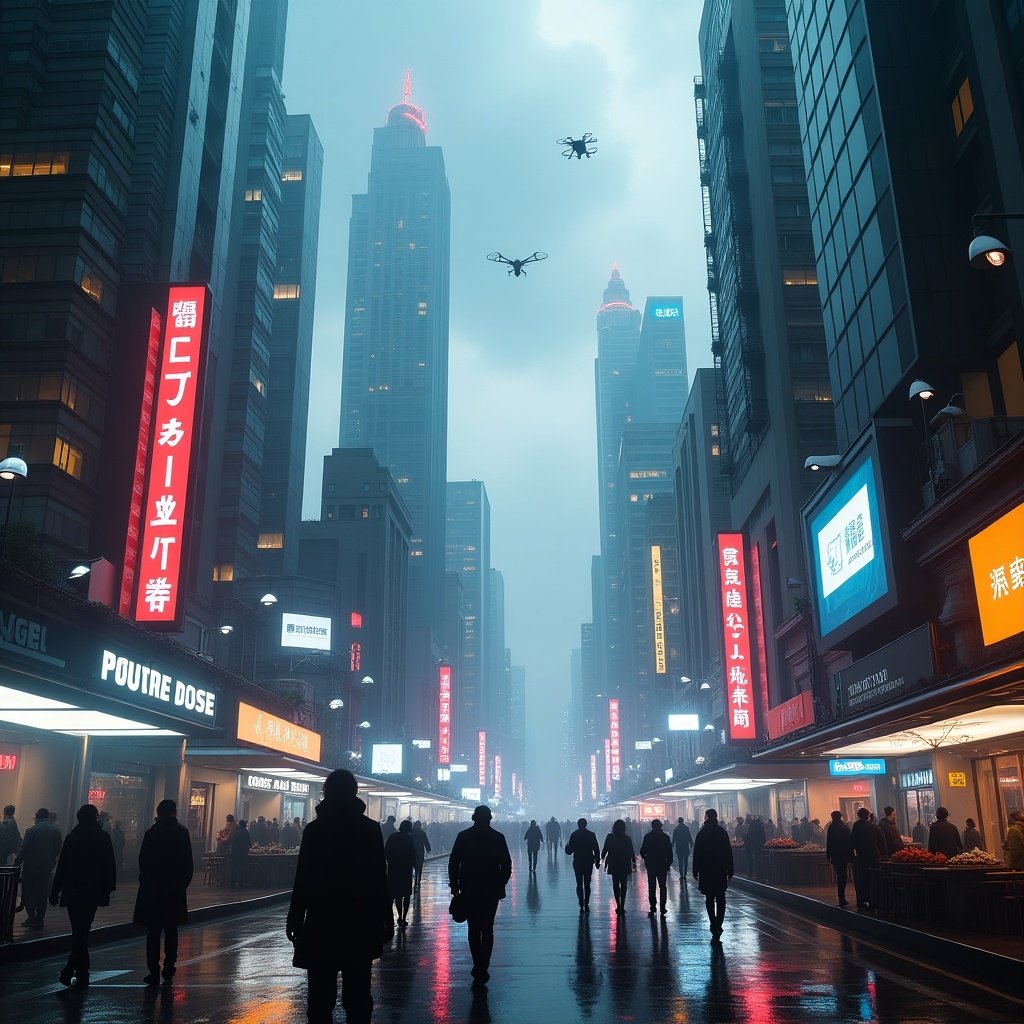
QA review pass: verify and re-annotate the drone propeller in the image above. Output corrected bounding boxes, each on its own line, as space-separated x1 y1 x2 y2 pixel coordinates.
486 252 510 265
523 251 549 265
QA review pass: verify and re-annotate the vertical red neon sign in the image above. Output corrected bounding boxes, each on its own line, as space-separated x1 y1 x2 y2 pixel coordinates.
604 738 612 793
590 754 598 801
494 754 502 799
717 533 757 742
438 664 452 765
750 544 771 722
120 308 163 616
477 730 486 787
135 286 208 626
608 699 621 780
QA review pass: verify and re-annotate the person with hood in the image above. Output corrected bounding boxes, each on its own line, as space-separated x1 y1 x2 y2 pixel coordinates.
692 809 734 941
879 806 904 858
49 804 116 988
385 819 416 928
672 816 693 879
544 816 561 854
600 819 636 915
850 808 885 909
229 819 253 888
287 769 392 1024
448 806 512 986
412 821 432 888
825 810 854 907
134 799 193 984
564 817 601 913
639 819 673 916
15 807 62 929
0 804 20 865
522 819 543 873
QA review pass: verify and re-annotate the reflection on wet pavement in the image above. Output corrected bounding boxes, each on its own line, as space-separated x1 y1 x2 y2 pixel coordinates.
1 845 1018 1023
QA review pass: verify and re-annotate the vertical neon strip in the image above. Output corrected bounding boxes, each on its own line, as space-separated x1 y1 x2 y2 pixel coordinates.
608 698 621 779
651 545 666 673
590 754 598 801
717 533 757 742
494 755 502 799
477 731 486 787
604 738 612 793
438 664 452 765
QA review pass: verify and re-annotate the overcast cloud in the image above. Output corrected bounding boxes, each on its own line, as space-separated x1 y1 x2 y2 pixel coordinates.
284 1 706 800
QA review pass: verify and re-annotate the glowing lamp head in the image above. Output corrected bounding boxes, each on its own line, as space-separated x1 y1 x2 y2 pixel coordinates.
968 233 1010 269
260 593 278 607
0 457 28 481
908 379 935 401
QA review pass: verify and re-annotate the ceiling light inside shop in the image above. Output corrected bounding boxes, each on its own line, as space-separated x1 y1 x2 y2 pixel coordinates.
658 790 702 797
61 729 184 737
0 708 184 735
0 685 76 711
367 790 411 797
686 778 791 791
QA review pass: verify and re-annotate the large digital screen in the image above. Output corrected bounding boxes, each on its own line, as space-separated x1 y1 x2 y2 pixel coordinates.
280 612 332 651
808 457 890 638
371 743 403 775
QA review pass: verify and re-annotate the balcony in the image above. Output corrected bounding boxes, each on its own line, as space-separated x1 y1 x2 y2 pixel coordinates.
924 416 1024 507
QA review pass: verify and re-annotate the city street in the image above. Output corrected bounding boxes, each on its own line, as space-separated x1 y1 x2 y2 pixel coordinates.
1 848 1016 1024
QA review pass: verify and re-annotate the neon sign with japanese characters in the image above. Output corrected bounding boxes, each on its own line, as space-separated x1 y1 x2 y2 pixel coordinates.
134 286 209 627
651 545 666 674
477 730 487 787
494 754 502 799
717 533 758 742
590 754 598 801
438 664 452 765
608 698 621 780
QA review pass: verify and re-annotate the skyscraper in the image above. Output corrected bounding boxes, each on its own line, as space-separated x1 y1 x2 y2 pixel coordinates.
339 74 451 731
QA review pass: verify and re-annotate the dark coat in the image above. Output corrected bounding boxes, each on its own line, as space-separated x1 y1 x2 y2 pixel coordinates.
745 818 767 850
0 817 21 863
523 824 543 851
230 825 253 859
250 819 270 846
15 819 62 878
639 829 674 873
281 821 299 849
133 816 194 927
50 822 116 908
600 832 636 878
412 826 432 861
850 819 885 866
963 826 985 853
448 822 513 906
287 795 392 966
692 821 734 896
672 823 693 855
879 817 904 856
565 827 601 871
928 819 963 859
825 820 853 864
545 819 561 842
384 831 416 899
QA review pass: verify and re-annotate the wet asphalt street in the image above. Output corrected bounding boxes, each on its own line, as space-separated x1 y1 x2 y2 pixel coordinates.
1 846 1018 1023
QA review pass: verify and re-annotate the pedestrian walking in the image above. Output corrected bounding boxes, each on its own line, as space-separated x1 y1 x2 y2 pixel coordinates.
380 814 397 840
671 817 693 879
928 807 964 859
14 807 62 929
639 819 673 916
545 816 561 855
0 804 20 865
962 818 985 853
878 806 904 857
412 821 432 888
134 799 193 985
268 817 280 844
49 804 116 988
523 819 543 873
1004 810 1024 869
825 810 853 907
287 769 392 1024
850 807 885 909
744 815 766 880
600 819 636 915
229 819 253 888
448 805 512 986
564 817 601 913
385 820 416 928
692 809 733 942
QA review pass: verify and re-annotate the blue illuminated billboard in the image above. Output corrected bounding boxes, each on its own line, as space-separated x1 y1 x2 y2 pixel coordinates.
808 456 890 639
828 758 886 777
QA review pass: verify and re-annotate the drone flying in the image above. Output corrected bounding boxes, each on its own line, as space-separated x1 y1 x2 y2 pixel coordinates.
486 252 549 278
557 133 598 159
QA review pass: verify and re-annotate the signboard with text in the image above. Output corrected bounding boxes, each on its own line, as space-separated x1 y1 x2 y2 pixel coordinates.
236 701 321 761
608 699 621 780
640 802 667 818
494 754 503 799
280 612 332 651
438 664 452 765
478 730 487 787
371 743 403 775
828 758 886 777
590 754 598 801
651 546 666 674
836 623 935 716
968 500 1024 645
766 691 814 741
717 533 757 742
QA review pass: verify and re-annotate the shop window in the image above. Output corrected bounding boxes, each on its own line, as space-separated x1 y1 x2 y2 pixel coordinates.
188 783 213 846
212 563 234 582
257 532 284 549
996 754 1023 819
951 78 974 137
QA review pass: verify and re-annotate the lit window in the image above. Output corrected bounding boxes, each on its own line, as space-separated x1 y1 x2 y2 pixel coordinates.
710 423 720 437
273 283 300 300
245 188 262 202
78 268 104 303
0 148 69 177
951 78 974 137
52 437 84 479
257 532 284 549
250 370 265 394
711 443 721 456
212 563 234 582
783 268 817 286
361 506 369 519
281 169 303 181
418 302 428 316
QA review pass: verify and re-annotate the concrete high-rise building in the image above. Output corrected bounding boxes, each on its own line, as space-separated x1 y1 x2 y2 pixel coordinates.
488 568 509 752
633 297 688 424
338 74 451 732
445 481 490 754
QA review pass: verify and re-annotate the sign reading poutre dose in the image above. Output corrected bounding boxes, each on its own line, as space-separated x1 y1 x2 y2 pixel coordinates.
100 649 216 722
280 612 331 651
135 286 208 627
717 534 757 742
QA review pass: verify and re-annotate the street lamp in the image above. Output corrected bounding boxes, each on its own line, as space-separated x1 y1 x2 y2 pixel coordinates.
328 698 345 710
199 624 233 657
357 721 371 729
803 454 842 472
967 212 1024 268
0 456 28 562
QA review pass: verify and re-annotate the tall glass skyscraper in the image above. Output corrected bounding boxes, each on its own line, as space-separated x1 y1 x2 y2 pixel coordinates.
339 76 451 729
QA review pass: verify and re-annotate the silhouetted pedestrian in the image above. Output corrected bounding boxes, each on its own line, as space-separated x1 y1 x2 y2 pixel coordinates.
565 817 601 913
879 806 904 857
523 819 543 873
928 807 963 859
287 769 392 1024
1005 810 1024 868
229 819 252 888
448 805 512 986
692 808 733 942
744 815 766 880
545 816 561 854
0 804 20 865
639 819 673 916
110 820 126 880
380 814 397 840
250 816 270 846
850 807 885 909
385 820 416 928
50 804 116 988
825 810 853 907
911 819 927 845
281 818 299 849
601 820 636 915
963 818 985 853
15 807 62 929
671 817 693 879
134 799 193 985
268 817 281 844
412 821 431 888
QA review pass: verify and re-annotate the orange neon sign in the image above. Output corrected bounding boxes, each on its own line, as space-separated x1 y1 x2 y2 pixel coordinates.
968 501 1024 645
236 701 322 762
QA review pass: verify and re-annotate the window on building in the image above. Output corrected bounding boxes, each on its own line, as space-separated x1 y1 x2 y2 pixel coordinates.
418 301 428 316
273 283 300 300
710 423 720 437
764 100 799 124
0 148 70 178
257 532 284 549
711 443 721 456
783 268 818 286
77 266 104 303
245 188 262 202
361 506 369 519
951 78 975 137
212 564 234 582
281 169 303 182
758 34 790 52
250 370 265 394
52 436 84 479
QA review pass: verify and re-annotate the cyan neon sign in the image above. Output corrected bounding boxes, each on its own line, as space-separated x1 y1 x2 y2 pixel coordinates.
654 306 681 318
828 758 886 776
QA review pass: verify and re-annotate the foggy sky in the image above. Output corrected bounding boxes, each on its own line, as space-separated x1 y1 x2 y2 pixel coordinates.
283 1 706 805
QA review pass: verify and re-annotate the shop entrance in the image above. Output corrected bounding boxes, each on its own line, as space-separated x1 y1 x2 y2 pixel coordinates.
903 787 936 837
839 797 869 822
89 765 154 869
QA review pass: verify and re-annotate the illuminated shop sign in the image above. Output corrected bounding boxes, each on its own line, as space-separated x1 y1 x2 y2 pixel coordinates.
511 772 517 800
635 740 653 750
590 755 598 801
280 612 332 651
968 500 1024 645
243 773 311 795
608 699 621 780
478 731 487 786
604 738 612 794
494 754 502 799
88 789 106 802
577 775 583 803
716 534 757 742
766 692 814 741
0 752 18 771
0 605 64 668
900 769 934 789
836 623 935 715
371 744 403 775
461 787 482 803
438 664 452 765
100 649 216 722
236 701 321 761
653 306 681 318
640 802 667 818
651 546 666 674
134 285 209 628
668 714 699 731
828 758 886 777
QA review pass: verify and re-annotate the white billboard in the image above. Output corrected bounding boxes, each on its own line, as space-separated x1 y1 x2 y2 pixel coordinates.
280 612 332 651
371 743 403 775
460 787 482 802
668 714 700 731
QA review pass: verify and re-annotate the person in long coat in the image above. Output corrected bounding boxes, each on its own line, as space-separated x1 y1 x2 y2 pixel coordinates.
229 819 253 888
522 819 543 874
564 817 601 913
448 805 513 986
879 807 904 857
691 808 734 942
134 799 193 984
15 807 62 929
385 820 416 928
962 818 985 853
850 807 885 908
601 819 636 915
825 810 854 907
744 816 767 881
927 807 964 859
639 819 674 916
287 769 392 1024
49 804 116 988
412 821 432 888
672 817 693 879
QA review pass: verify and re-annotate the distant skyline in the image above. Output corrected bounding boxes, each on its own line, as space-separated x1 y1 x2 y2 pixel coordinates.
283 1 706 797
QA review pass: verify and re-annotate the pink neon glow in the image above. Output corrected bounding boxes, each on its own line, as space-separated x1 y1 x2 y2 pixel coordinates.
404 68 412 102
596 300 633 313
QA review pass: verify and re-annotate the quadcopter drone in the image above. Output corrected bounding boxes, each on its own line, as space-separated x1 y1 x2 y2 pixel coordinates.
557 133 598 160
486 251 549 277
